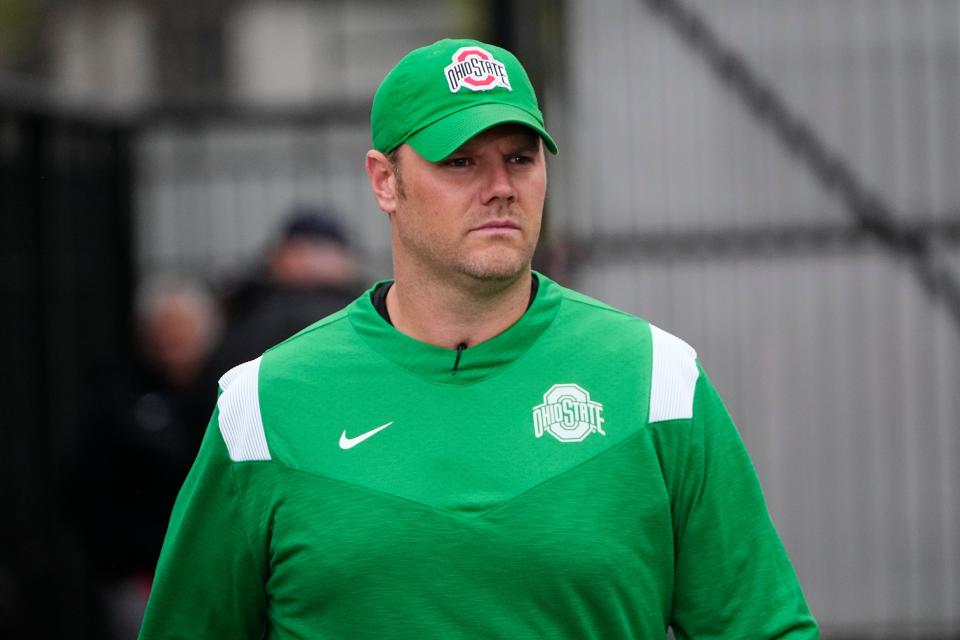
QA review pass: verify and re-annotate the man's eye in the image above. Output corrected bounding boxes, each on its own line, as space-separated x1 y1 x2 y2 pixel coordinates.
509 155 533 165
444 158 471 168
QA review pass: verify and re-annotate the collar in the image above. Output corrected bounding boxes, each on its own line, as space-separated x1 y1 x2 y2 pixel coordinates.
348 272 561 385
369 275 540 326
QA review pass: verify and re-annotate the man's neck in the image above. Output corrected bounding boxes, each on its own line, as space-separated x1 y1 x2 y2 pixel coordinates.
385 269 533 349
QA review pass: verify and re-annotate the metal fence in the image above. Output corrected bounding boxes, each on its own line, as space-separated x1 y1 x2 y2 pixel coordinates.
135 109 387 284
1 80 135 638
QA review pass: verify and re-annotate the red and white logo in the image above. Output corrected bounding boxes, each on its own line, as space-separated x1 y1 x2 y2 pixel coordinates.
444 46 512 93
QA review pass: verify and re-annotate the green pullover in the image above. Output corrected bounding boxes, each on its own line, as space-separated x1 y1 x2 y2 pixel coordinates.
140 273 817 639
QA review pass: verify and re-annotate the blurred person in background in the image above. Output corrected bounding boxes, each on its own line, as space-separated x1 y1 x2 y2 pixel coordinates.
205 205 361 377
64 278 218 639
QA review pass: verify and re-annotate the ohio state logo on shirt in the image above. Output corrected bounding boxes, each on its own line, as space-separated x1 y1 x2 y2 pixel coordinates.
533 384 606 443
444 47 512 93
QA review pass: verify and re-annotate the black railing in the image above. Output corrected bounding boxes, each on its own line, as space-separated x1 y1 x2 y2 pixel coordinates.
1 87 135 638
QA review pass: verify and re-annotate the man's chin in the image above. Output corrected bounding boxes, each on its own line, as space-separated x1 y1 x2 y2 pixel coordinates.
456 254 532 283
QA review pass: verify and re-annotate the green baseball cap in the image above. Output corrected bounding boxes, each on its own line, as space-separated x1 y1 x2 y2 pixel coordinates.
371 38 558 162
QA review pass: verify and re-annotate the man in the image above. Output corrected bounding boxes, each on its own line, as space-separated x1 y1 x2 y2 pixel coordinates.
206 206 361 377
140 39 818 638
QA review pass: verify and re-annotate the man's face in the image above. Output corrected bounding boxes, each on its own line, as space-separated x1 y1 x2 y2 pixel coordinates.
376 124 547 284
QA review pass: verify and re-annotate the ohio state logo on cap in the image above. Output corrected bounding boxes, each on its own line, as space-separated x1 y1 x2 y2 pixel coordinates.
444 46 512 93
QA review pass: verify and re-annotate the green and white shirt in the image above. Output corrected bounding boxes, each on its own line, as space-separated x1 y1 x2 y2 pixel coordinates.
139 273 817 639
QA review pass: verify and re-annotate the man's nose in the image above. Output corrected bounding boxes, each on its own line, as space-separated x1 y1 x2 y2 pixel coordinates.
480 162 516 204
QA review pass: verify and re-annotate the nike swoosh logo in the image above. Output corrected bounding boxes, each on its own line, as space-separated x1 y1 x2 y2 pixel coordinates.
339 421 394 450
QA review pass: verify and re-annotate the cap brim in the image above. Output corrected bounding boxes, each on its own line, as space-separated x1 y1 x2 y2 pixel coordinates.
406 103 558 162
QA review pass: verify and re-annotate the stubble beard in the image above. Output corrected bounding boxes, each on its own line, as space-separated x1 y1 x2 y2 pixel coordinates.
454 240 535 282
394 205 539 286
397 219 536 285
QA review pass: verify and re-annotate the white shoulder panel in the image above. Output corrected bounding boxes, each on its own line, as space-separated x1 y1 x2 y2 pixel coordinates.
216 356 271 461
648 324 700 423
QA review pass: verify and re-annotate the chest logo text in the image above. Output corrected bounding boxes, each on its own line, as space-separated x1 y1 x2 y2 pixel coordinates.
533 384 605 443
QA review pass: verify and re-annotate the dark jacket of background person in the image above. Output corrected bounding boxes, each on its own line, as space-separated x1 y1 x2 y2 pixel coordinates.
65 357 212 581
204 207 362 378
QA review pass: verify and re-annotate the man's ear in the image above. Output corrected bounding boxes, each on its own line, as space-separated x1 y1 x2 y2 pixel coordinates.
365 150 399 215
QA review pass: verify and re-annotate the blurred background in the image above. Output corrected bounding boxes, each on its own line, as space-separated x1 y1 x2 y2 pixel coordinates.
2 0 959 637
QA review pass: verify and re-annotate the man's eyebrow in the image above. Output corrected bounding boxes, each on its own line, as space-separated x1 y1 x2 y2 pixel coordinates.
509 136 541 152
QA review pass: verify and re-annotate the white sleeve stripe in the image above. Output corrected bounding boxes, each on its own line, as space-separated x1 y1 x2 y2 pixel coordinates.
217 356 271 462
648 324 700 423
